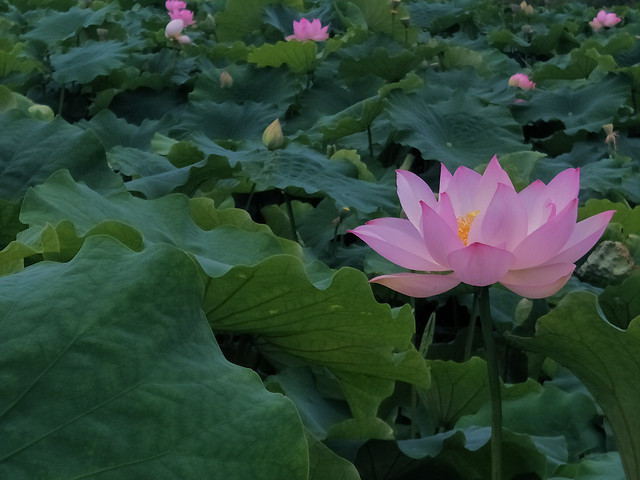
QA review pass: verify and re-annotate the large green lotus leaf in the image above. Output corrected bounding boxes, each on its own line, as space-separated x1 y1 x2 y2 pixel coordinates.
457 382 601 461
306 432 361 480
0 46 43 87
23 4 117 44
419 358 489 431
338 47 423 84
203 254 429 434
510 75 630 135
78 109 168 150
191 138 398 214
0 111 121 201
248 40 318 75
387 426 554 479
407 0 481 33
0 111 121 246
599 272 640 329
7 170 299 275
386 90 527 169
50 40 128 84
215 0 302 42
0 236 308 479
509 292 640 480
346 0 418 44
550 452 625 480
173 100 282 142
189 64 298 108
315 97 385 141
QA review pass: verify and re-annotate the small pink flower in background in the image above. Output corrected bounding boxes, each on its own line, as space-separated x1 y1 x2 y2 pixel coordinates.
168 8 194 26
349 157 614 299
590 10 621 31
165 0 186 10
285 18 329 42
508 73 535 90
165 0 194 26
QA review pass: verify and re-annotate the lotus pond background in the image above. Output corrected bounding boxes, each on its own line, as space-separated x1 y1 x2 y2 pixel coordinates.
1 0 640 479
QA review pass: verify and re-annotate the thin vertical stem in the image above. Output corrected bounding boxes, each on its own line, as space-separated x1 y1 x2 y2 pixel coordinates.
58 86 65 117
284 192 298 241
478 286 502 480
367 125 374 159
463 291 479 361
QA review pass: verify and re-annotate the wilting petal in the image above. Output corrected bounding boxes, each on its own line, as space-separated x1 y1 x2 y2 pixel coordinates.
371 272 461 298
471 183 527 250
349 218 444 271
501 263 575 298
511 199 578 269
447 243 514 286
547 210 615 264
420 201 463 267
396 169 437 231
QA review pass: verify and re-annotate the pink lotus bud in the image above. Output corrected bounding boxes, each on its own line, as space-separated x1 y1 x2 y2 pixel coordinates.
508 73 535 90
165 19 184 38
285 18 329 42
220 70 233 88
177 35 191 45
165 0 186 11
262 119 283 150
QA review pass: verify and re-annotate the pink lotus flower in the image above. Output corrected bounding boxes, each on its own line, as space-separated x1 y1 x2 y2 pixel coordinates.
165 0 186 11
590 10 621 31
349 157 614 299
508 73 535 90
168 7 194 26
285 18 329 42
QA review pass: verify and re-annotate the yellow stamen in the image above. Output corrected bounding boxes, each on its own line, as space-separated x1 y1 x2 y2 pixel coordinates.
457 210 479 246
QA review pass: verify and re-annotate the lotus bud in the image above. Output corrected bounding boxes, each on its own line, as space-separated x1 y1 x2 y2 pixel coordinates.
28 104 54 122
177 35 191 45
220 70 233 88
165 19 184 38
262 119 283 150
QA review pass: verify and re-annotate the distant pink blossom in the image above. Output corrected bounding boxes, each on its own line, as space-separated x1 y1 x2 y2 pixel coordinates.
508 73 535 90
285 18 329 42
349 156 614 299
168 8 194 26
590 10 621 31
165 0 186 11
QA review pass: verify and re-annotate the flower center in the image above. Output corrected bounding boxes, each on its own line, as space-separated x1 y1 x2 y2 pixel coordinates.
457 210 479 246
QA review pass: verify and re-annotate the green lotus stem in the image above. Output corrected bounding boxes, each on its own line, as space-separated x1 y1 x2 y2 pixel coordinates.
244 183 256 211
478 286 502 480
464 290 480 361
58 85 65 117
367 125 373 158
284 192 298 241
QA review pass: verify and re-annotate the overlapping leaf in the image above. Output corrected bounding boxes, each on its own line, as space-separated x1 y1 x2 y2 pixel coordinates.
0 236 308 480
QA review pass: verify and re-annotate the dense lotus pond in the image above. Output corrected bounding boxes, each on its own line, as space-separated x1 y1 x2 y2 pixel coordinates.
1 0 639 479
